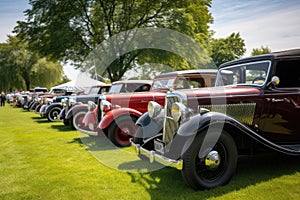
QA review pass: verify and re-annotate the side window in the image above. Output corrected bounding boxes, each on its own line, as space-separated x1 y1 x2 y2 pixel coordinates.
134 84 151 92
176 77 206 89
275 60 300 88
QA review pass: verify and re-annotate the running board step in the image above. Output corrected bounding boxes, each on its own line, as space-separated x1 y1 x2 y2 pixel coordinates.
280 144 300 151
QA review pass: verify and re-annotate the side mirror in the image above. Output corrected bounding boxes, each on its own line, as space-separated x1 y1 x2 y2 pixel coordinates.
267 76 280 87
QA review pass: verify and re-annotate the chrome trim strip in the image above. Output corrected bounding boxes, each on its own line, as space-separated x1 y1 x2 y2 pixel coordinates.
131 140 183 170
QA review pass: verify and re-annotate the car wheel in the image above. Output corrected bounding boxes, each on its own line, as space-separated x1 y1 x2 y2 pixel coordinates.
70 110 87 130
108 116 137 147
181 130 237 190
47 107 62 122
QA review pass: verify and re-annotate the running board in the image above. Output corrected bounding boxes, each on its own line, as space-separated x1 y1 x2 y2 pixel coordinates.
280 144 300 151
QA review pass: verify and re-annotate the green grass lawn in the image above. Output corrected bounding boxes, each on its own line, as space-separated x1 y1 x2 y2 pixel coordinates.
0 104 300 199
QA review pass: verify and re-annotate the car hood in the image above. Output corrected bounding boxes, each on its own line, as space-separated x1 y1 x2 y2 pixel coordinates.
179 85 260 100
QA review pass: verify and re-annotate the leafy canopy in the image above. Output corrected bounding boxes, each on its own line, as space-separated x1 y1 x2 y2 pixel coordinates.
15 0 215 81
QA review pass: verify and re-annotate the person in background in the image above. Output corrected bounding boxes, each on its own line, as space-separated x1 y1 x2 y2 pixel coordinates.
0 91 6 107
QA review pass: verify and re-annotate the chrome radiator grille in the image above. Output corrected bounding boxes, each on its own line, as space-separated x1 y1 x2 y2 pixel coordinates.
163 94 181 145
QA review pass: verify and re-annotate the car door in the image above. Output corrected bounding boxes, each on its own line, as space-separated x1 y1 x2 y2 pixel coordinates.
260 59 300 143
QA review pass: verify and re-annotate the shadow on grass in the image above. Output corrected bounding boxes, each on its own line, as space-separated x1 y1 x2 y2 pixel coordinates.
31 116 51 124
120 153 300 199
50 124 74 132
69 134 117 151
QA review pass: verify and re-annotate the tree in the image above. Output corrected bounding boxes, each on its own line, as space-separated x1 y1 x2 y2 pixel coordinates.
251 46 271 56
209 33 246 67
0 36 65 91
30 59 65 89
15 0 214 82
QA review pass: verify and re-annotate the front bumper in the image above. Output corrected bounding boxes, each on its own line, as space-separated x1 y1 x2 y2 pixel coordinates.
78 126 99 136
130 140 183 170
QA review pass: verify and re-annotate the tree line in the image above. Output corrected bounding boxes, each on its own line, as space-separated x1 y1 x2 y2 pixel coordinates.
0 0 270 92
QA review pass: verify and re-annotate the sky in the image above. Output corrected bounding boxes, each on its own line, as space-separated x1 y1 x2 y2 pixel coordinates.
0 0 300 79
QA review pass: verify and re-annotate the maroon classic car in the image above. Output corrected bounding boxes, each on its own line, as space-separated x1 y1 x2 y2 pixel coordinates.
79 69 217 147
131 49 300 190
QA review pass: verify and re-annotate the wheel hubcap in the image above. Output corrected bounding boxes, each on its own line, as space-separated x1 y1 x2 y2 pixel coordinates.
205 150 221 169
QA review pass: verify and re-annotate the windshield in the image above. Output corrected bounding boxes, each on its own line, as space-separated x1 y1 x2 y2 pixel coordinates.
108 84 123 94
216 60 271 87
152 78 175 90
88 87 100 94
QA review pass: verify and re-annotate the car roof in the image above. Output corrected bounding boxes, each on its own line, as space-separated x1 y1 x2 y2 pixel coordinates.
112 80 153 85
154 69 218 78
220 48 300 69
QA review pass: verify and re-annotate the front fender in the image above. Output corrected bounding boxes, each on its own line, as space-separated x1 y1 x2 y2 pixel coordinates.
45 103 63 114
178 111 300 156
98 108 143 130
136 112 164 139
177 112 227 137
65 104 88 120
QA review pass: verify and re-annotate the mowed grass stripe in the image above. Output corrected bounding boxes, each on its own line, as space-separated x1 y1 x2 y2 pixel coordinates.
0 104 300 199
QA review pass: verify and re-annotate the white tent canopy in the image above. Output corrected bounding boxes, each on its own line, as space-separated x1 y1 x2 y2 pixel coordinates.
50 73 105 94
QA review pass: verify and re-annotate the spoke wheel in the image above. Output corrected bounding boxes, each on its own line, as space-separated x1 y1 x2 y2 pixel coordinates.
47 107 62 122
181 130 237 190
108 116 137 147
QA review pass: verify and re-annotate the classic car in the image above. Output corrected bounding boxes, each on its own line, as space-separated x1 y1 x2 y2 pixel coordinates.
67 80 152 130
59 84 111 127
131 49 300 189
79 69 217 147
35 88 74 119
23 87 48 111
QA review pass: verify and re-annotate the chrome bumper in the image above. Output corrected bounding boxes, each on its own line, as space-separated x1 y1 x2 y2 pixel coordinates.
78 127 99 136
130 140 183 170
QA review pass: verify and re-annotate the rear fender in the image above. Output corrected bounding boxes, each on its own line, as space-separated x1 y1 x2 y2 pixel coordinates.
65 104 88 120
98 108 142 130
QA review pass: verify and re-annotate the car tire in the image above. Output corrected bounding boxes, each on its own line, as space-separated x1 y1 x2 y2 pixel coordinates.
108 116 137 147
47 107 62 122
70 110 87 130
181 130 237 190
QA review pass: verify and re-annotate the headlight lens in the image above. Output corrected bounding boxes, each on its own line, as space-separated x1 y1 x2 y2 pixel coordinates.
171 102 186 122
61 98 65 106
148 101 162 118
100 100 112 112
87 101 97 111
69 98 76 106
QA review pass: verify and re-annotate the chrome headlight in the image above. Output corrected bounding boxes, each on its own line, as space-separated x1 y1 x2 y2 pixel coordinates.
171 102 187 122
69 98 77 107
87 101 97 111
61 98 66 106
148 101 162 118
100 100 112 112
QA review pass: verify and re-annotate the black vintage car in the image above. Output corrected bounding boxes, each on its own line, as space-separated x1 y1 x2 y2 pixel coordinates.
131 49 300 189
59 84 111 126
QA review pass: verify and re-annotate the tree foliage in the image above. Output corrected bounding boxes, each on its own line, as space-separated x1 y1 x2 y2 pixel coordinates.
251 46 271 56
15 0 215 82
0 37 66 91
209 33 246 67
